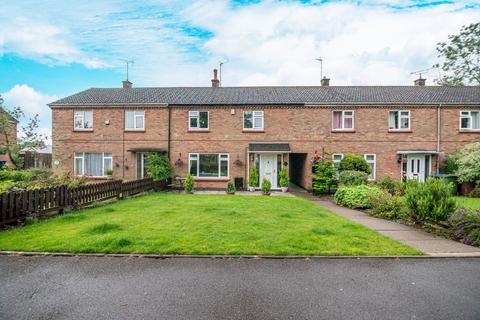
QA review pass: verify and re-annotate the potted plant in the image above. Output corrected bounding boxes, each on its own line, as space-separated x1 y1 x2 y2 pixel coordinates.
261 177 271 196
105 169 113 178
279 167 289 192
248 166 258 192
226 181 236 195
184 174 195 194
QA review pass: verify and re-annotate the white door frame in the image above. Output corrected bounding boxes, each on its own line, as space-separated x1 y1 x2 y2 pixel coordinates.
406 154 425 182
259 153 278 189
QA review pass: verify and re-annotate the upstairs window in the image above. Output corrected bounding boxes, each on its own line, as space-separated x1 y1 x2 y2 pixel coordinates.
74 111 93 130
125 110 145 130
243 111 264 130
460 111 480 130
389 110 410 130
332 110 354 130
189 153 229 178
364 154 376 180
189 111 209 130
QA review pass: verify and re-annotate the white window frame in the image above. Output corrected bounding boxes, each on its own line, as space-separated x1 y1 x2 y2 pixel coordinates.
389 110 411 131
188 111 209 130
125 110 145 130
74 111 93 130
74 152 112 177
243 111 264 130
364 154 376 181
460 110 480 130
188 153 229 179
332 110 355 131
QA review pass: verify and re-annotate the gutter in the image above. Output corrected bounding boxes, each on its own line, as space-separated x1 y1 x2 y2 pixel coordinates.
167 105 171 161
436 104 442 174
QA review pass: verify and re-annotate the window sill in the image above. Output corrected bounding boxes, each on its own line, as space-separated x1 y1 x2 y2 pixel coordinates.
73 129 93 132
388 129 412 133
194 178 229 182
459 129 480 133
124 129 146 132
331 129 355 133
75 176 111 180
188 130 210 133
242 130 265 133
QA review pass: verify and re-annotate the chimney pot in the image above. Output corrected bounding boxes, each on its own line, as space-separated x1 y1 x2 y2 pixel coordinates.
414 78 426 86
321 76 330 87
211 69 220 88
122 80 132 88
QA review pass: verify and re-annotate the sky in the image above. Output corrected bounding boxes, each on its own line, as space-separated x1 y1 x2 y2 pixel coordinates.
0 0 479 144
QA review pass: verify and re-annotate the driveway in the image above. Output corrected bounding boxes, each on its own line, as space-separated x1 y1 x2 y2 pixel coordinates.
1 255 479 320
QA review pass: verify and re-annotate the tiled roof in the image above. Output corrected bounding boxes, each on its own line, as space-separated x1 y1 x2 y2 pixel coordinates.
49 86 480 106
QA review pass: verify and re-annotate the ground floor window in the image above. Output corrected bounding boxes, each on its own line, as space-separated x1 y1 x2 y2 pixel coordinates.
364 154 376 180
332 153 344 174
74 152 112 177
189 153 229 178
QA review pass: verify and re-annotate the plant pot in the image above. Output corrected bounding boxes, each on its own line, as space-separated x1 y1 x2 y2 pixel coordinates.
262 192 271 196
185 191 194 194
226 191 235 195
248 186 256 192
281 187 288 192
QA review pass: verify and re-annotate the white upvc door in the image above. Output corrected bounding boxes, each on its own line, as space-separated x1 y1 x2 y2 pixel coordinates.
260 154 278 189
406 155 425 182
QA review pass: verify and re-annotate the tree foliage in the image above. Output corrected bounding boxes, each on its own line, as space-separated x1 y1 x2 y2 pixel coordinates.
0 95 46 169
436 22 480 86
455 142 480 183
145 153 172 181
338 153 371 175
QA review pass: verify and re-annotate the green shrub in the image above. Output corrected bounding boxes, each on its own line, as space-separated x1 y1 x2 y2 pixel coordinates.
248 166 259 187
369 192 408 220
146 153 172 181
226 181 235 193
404 178 457 223
469 184 480 198
261 177 271 194
375 177 405 196
338 170 368 186
184 174 195 193
338 153 371 175
105 169 114 176
279 167 289 188
312 160 337 194
448 207 480 247
334 185 384 209
455 142 480 183
440 152 460 174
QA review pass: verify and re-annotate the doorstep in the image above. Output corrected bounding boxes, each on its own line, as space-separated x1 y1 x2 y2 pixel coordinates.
294 193 480 257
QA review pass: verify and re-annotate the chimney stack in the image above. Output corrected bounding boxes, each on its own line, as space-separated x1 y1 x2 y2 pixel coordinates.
321 76 330 87
122 80 132 89
211 69 220 88
414 78 426 86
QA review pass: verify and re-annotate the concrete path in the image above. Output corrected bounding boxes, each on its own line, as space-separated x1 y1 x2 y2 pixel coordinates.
1 255 479 320
293 189 480 256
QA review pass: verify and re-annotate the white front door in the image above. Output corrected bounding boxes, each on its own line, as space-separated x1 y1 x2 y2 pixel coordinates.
406 155 425 182
260 154 277 189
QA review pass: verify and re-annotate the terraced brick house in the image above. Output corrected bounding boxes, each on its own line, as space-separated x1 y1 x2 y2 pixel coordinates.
48 71 480 190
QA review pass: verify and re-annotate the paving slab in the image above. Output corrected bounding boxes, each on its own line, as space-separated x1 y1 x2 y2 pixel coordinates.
293 190 480 257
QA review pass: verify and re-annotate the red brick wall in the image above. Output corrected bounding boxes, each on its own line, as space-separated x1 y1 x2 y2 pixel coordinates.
52 105 480 189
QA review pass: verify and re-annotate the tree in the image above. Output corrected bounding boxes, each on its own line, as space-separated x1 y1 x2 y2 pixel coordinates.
0 95 46 169
436 22 480 86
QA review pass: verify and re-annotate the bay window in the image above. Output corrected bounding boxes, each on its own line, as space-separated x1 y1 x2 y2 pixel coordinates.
460 110 480 130
74 152 112 177
74 111 93 130
189 153 229 178
389 110 410 130
189 111 209 130
364 154 376 180
125 110 145 130
332 110 354 130
243 111 264 130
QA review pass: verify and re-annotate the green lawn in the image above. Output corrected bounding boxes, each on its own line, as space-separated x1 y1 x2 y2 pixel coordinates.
455 196 480 210
0 193 422 256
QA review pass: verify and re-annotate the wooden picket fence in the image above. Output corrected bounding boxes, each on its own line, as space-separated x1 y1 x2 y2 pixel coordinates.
0 178 167 225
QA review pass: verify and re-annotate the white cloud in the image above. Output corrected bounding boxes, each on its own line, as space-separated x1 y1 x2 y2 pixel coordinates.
1 85 54 145
2 84 56 118
183 1 480 86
